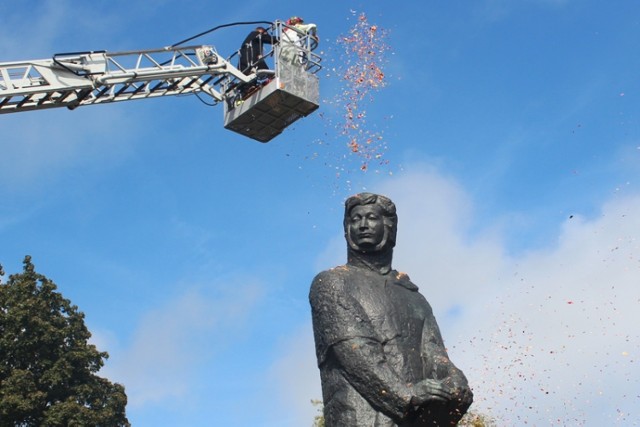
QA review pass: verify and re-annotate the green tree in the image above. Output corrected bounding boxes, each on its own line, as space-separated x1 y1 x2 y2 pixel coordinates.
311 399 325 427
458 410 497 427
0 256 129 426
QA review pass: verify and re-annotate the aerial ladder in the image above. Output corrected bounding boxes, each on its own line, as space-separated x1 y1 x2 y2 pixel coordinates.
0 21 321 143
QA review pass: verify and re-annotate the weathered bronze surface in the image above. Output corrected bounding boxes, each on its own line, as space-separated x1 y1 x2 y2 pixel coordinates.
310 193 473 426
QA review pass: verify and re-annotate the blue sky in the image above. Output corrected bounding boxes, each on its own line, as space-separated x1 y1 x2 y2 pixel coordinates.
1 1 639 426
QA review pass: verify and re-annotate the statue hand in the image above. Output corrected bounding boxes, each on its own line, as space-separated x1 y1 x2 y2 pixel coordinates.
451 383 474 407
410 379 454 406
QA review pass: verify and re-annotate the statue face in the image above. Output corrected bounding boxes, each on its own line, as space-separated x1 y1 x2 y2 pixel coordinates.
348 204 386 251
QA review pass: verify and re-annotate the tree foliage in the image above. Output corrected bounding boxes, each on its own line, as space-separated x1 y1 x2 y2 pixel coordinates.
458 410 497 427
0 256 129 426
311 399 325 427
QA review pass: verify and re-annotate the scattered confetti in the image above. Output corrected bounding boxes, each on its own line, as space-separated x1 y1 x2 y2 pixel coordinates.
458 269 640 425
334 12 391 173
307 10 393 189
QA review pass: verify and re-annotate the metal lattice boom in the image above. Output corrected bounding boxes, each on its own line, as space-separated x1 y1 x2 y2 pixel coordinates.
0 45 251 114
0 21 323 143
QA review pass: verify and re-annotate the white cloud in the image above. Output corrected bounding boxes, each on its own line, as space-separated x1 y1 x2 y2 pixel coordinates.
313 234 345 272
267 324 323 427
101 279 265 407
459 195 640 425
380 168 507 312
0 107 138 195
275 167 640 425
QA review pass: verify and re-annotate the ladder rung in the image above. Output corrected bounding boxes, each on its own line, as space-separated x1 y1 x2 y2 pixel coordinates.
17 94 33 108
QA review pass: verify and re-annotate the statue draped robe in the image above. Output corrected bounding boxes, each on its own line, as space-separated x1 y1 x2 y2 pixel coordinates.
310 264 472 427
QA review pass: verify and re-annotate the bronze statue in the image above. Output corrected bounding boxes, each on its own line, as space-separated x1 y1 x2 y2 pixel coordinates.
310 193 473 426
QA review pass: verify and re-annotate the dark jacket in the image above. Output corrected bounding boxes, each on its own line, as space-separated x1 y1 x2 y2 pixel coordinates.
238 30 277 74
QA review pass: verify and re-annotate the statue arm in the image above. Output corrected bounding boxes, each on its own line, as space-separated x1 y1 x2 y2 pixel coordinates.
310 271 417 423
420 306 473 412
330 337 423 422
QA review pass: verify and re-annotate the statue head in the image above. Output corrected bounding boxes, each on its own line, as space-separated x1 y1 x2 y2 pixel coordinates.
344 193 398 253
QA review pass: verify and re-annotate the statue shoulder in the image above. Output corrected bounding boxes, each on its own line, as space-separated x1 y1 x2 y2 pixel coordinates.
311 265 349 288
309 266 351 302
390 270 420 291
